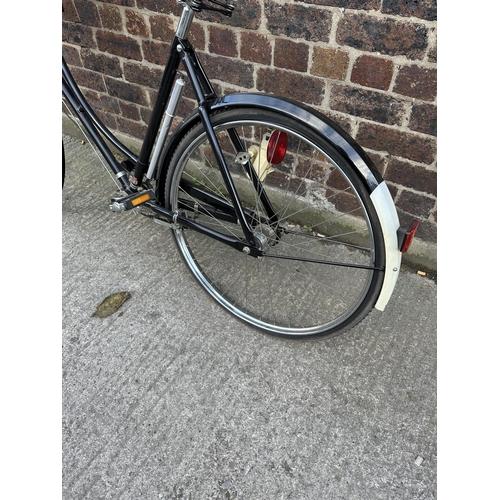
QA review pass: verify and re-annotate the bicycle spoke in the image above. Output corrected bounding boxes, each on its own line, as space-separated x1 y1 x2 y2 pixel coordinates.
166 109 383 337
178 186 242 239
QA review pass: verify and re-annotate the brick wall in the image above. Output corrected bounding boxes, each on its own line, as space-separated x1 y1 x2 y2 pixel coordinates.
62 0 437 244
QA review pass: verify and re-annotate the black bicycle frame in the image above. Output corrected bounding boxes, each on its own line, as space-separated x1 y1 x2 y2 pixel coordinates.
177 39 259 246
129 36 186 189
62 26 266 253
62 59 133 191
62 15 387 269
62 34 188 192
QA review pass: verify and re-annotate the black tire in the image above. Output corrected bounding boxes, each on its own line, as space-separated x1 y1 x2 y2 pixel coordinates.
164 107 385 339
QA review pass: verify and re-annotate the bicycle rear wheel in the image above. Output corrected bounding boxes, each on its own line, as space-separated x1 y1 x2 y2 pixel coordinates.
164 107 385 339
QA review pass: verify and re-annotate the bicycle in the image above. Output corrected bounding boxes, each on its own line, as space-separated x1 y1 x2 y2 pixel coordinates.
62 0 419 340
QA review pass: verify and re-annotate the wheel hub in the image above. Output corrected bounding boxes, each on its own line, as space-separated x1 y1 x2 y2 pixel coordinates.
253 224 279 251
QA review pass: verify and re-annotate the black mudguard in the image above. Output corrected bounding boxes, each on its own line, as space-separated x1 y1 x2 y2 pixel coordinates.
155 93 383 204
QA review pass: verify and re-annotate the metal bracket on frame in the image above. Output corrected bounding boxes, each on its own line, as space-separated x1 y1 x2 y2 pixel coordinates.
153 210 182 230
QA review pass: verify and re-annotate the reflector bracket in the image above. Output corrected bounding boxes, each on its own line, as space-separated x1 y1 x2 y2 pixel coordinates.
399 220 419 253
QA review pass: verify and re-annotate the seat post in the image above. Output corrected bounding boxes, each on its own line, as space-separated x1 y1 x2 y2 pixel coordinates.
176 5 195 40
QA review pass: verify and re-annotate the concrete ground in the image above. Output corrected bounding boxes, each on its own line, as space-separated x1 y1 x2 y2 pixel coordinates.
62 135 437 499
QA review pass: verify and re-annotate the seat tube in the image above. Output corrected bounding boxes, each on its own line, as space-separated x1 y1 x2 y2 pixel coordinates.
131 6 195 189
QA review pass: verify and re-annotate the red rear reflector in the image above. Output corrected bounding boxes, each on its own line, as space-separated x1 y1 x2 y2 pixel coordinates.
400 220 419 253
267 130 288 165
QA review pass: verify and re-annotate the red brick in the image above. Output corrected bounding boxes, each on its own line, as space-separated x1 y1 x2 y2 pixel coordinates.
140 105 153 126
142 39 171 66
63 21 95 48
257 67 325 106
382 0 437 21
264 170 288 189
104 77 149 107
311 47 349 81
356 122 436 164
99 95 121 115
150 15 175 42
96 31 142 61
409 102 437 136
200 54 254 89
126 10 150 38
266 2 332 42
101 0 135 6
331 191 361 214
74 0 100 27
62 45 82 67
385 158 436 195
240 32 272 65
300 0 379 7
116 116 148 140
81 49 122 78
69 67 106 93
98 4 122 31
327 168 351 191
394 65 437 101
187 23 206 51
62 0 79 22
396 190 435 219
351 55 393 91
337 13 428 60
136 0 179 15
329 83 406 126
123 62 163 90
119 101 141 122
209 26 238 58
274 39 309 73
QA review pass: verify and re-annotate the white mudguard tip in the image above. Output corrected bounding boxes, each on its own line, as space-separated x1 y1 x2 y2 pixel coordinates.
370 182 402 311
